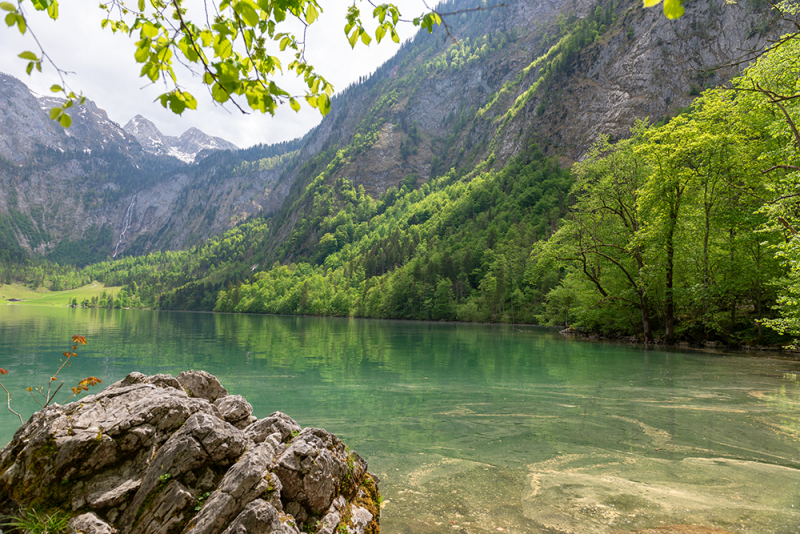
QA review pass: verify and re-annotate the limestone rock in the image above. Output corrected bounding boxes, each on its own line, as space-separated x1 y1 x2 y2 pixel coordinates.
69 512 118 534
215 395 256 430
177 370 229 402
0 372 380 534
245 412 301 444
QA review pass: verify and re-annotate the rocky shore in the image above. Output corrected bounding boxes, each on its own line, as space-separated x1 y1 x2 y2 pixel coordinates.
0 371 380 534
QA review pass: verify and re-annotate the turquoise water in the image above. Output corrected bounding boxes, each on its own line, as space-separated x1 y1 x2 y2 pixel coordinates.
1 306 799 533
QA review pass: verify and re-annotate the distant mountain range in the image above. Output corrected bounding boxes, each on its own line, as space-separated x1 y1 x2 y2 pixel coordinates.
123 115 238 164
0 73 238 164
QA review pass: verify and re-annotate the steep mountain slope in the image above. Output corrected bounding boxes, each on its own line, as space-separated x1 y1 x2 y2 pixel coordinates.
256 0 786 263
0 73 140 162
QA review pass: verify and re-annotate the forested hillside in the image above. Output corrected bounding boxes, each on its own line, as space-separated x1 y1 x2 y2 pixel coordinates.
2 0 798 346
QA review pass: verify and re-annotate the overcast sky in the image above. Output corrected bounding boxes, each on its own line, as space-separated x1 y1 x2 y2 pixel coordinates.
0 1 428 149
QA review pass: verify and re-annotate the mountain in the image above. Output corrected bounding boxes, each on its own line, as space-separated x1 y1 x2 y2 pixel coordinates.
0 72 292 263
0 0 789 267
254 0 788 261
0 73 141 163
123 115 238 163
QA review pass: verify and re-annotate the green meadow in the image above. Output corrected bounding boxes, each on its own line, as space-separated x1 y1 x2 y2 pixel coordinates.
1 282 122 307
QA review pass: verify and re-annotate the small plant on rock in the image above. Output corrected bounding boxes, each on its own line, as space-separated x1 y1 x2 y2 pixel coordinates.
2 506 70 534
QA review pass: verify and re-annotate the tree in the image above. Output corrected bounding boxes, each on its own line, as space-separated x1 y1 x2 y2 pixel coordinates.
541 132 656 341
1 0 493 123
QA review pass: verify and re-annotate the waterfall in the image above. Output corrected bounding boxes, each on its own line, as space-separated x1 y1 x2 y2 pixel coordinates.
113 194 137 258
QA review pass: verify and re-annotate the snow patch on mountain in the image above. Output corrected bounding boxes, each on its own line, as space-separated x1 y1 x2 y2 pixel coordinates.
123 115 238 163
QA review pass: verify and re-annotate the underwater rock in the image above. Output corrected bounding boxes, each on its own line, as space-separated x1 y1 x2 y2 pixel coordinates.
0 371 380 534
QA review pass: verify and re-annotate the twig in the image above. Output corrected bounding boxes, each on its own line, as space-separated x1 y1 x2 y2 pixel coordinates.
1 382 23 425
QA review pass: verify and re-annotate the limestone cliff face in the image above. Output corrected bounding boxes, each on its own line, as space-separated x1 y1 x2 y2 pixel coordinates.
493 0 785 161
279 0 784 202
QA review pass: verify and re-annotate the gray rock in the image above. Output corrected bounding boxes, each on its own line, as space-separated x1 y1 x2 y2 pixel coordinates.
69 512 117 534
220 499 301 534
177 370 228 402
214 395 255 427
0 372 380 534
274 428 367 515
245 411 302 443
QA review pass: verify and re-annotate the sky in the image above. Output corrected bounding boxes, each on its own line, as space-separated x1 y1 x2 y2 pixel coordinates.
0 1 429 149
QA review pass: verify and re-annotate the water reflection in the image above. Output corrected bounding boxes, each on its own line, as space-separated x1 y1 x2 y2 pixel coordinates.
1 306 799 533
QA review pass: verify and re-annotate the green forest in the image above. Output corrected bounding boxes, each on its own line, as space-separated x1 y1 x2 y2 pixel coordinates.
1 1 799 348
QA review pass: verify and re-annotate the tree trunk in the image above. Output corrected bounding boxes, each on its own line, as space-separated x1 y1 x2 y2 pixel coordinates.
664 189 682 345
640 293 654 343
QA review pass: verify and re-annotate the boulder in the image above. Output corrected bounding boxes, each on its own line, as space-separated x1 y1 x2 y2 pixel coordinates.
0 371 381 534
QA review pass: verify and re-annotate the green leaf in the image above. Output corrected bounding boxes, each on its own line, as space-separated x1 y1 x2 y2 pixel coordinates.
317 93 330 115
30 0 53 11
214 37 233 59
25 62 33 75
46 0 57 20
141 61 159 82
134 42 150 63
138 0 144 11
211 83 229 103
49 107 62 120
18 51 38 61
141 22 159 38
373 5 386 23
181 91 198 110
347 29 358 48
306 3 318 24
359 29 371 46
289 97 300 112
0 2 15 12
199 30 213 47
4 12 15 26
642 0 661 7
59 113 72 127
375 24 386 43
237 1 260 27
662 0 684 19
168 94 187 115
50 84 63 92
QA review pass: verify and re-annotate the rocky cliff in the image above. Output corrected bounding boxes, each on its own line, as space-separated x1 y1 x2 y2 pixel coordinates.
0 371 380 534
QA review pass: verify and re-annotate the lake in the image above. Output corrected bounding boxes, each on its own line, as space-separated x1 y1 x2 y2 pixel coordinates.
1 305 798 533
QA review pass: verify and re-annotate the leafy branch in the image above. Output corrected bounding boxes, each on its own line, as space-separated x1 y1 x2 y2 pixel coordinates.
1 335 103 426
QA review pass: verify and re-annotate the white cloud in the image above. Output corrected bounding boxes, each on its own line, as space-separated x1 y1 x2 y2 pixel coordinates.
0 1 427 149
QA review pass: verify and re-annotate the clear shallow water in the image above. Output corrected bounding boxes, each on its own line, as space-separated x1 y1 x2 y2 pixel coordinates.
0 306 798 533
